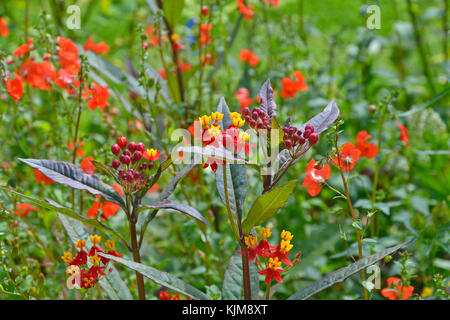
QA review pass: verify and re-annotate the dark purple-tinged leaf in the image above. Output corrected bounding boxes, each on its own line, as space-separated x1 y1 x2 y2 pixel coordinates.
242 180 297 234
259 79 277 118
141 200 208 224
302 100 340 134
216 96 232 130
288 239 414 300
222 249 259 300
19 158 125 208
159 163 197 201
1 187 128 246
284 117 291 128
215 164 247 220
98 253 212 300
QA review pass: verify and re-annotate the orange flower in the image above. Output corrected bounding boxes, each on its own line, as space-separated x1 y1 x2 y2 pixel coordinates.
6 72 24 101
178 61 192 72
239 49 259 67
15 203 38 217
200 24 212 45
13 38 33 57
34 169 54 185
200 51 216 65
84 38 110 54
58 37 80 76
237 0 254 20
398 123 410 147
280 71 308 98
84 82 110 111
332 142 360 172
80 157 96 175
234 88 254 112
158 69 166 79
0 17 9 37
87 185 123 220
147 183 159 194
302 159 331 196
381 277 414 300
68 140 85 159
259 257 283 284
355 130 378 159
19 59 57 90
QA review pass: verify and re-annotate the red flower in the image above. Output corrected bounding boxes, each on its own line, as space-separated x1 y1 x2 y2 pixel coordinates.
143 148 161 161
280 71 308 98
34 168 54 185
6 72 24 101
355 130 378 159
381 277 414 300
84 38 110 54
58 37 80 76
237 0 254 20
84 82 110 111
0 17 9 37
87 185 123 220
80 157 96 175
13 38 33 56
237 235 259 261
235 88 254 111
239 49 259 67
398 123 410 147
158 69 166 79
14 203 38 217
259 257 283 284
19 59 57 90
332 142 361 172
302 159 331 196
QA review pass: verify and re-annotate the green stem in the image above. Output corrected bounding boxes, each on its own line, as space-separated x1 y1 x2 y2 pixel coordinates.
334 129 368 300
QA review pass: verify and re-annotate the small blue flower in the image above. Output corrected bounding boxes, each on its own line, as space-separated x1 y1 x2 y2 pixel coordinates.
186 18 196 29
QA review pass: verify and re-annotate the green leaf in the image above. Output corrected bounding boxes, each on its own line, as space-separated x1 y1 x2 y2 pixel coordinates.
97 253 211 300
216 96 232 130
18 158 125 208
222 250 259 300
159 163 197 201
215 164 247 220
288 238 415 300
1 187 128 247
57 214 132 300
242 180 297 234
163 0 185 28
140 200 208 224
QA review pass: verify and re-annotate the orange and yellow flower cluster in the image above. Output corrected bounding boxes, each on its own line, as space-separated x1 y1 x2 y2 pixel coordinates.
238 227 301 284
62 235 122 289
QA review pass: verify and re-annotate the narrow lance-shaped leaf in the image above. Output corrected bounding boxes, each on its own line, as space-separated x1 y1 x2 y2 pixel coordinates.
98 253 211 300
19 158 125 208
140 200 208 225
242 180 297 234
57 214 132 300
216 96 232 130
0 187 129 247
259 79 277 118
288 238 415 300
159 163 197 201
215 164 247 220
222 249 259 300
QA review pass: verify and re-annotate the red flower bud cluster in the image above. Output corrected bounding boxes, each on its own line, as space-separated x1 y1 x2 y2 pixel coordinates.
242 107 271 131
110 135 159 192
282 123 318 150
